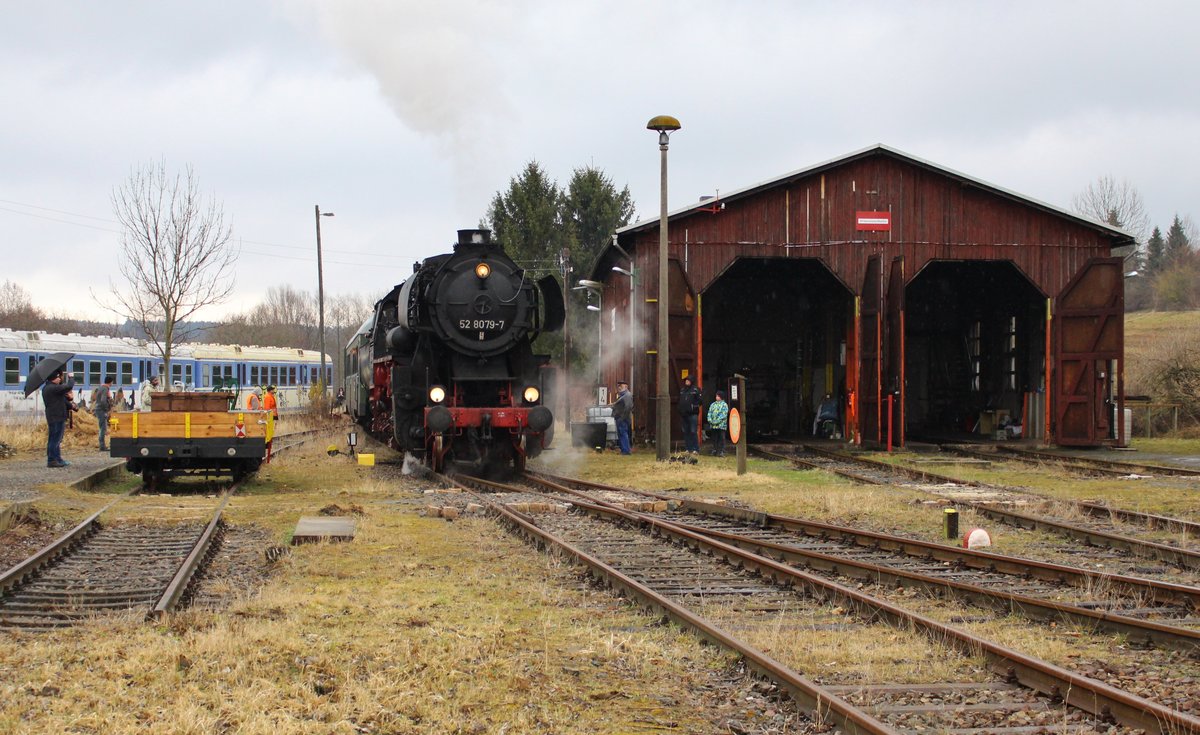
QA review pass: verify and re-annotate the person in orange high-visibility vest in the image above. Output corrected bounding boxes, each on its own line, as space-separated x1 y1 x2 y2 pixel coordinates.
263 385 278 421
247 387 262 411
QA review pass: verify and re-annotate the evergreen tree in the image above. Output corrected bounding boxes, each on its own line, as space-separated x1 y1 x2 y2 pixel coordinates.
1164 214 1192 264
483 161 638 385
562 166 636 269
1145 227 1166 276
484 161 567 279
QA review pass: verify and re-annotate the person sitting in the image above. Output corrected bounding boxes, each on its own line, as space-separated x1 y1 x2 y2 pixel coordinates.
813 394 839 438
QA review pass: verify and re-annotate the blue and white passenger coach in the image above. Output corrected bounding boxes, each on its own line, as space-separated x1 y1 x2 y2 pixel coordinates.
0 329 331 417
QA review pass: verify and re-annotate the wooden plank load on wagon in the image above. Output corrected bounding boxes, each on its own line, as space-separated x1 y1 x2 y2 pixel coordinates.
108 391 274 484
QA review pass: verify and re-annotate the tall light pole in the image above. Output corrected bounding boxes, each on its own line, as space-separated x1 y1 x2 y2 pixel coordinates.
315 205 334 396
647 115 681 460
576 280 603 391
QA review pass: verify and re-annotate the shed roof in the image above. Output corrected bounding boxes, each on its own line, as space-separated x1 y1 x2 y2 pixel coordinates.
613 142 1134 249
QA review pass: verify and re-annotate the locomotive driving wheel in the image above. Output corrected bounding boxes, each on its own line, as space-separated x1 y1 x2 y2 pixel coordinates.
431 435 445 473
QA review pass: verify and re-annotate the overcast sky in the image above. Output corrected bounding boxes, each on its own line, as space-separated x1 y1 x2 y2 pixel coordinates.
2 1 1198 323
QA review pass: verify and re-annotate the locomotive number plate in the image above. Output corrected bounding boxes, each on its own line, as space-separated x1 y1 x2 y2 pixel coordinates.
458 319 505 331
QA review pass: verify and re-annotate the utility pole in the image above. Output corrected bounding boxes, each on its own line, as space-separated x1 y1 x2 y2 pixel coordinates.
315 205 334 397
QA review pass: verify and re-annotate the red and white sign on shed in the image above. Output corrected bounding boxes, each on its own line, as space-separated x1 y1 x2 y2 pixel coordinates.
856 210 892 231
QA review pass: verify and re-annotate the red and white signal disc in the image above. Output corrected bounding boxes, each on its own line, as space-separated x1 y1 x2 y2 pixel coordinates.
963 527 991 549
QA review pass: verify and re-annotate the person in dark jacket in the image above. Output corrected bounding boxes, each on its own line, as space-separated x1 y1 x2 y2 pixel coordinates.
42 369 75 467
609 381 634 455
677 376 702 454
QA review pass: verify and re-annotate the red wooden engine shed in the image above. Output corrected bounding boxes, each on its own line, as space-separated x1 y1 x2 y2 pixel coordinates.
588 144 1133 449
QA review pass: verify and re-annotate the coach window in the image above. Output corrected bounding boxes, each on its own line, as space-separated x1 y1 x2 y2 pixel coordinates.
186 364 193 388
89 360 101 384
73 360 85 384
171 363 183 386
288 367 295 385
105 361 117 384
202 365 210 388
5 357 20 385
121 362 133 385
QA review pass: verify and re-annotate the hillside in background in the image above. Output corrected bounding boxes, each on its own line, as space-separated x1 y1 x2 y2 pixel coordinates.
1124 310 1200 432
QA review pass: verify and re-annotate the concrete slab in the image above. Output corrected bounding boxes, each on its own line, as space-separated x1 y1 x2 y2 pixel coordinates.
292 516 357 545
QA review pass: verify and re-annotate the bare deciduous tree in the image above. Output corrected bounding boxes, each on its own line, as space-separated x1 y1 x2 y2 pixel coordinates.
0 280 43 330
102 162 236 389
247 285 317 348
1072 175 1151 245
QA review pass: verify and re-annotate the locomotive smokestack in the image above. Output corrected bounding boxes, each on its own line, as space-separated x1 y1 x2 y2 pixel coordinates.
456 229 492 252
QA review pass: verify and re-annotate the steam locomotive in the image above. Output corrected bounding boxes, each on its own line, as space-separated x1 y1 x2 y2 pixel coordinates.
345 229 564 472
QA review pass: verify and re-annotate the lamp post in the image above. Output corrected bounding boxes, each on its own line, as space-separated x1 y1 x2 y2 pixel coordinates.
315 205 335 398
576 280 603 391
612 265 634 396
647 115 681 460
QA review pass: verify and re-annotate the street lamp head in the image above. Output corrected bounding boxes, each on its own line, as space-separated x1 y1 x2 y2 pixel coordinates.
577 279 603 290
321 212 335 217
612 266 632 277
647 115 681 147
646 115 681 132
586 304 600 312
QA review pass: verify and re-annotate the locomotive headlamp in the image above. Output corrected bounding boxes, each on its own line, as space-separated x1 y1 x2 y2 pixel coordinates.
474 262 492 279
522 385 540 404
429 385 447 404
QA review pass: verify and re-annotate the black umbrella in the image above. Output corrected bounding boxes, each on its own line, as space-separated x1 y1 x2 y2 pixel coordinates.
23 352 75 397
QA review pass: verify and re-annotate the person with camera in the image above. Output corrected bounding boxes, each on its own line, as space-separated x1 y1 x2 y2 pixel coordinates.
42 369 75 467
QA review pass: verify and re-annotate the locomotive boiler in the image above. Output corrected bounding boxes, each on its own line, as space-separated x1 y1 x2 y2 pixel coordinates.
345 229 564 472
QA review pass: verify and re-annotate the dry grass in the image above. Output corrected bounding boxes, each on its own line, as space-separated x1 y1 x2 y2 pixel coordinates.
4 433 1196 732
0 436 764 735
0 410 107 453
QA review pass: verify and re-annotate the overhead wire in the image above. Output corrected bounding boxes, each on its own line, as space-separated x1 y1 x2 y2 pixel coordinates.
0 197 415 264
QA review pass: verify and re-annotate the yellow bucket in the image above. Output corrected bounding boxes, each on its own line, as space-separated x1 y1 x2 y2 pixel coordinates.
357 453 375 466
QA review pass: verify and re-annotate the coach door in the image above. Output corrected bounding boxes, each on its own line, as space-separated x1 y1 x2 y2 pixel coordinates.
1053 258 1124 446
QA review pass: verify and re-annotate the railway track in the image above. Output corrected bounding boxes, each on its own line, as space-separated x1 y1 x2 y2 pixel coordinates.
0 484 240 630
963 443 1200 479
454 472 1200 734
755 443 1200 572
528 472 1200 648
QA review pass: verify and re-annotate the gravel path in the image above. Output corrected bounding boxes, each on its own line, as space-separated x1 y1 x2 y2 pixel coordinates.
0 452 125 502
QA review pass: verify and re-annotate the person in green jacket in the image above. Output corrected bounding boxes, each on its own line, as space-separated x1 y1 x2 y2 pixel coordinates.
706 390 729 457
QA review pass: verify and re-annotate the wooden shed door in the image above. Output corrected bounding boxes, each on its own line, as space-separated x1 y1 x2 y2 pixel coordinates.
885 256 906 447
1054 258 1123 445
859 255 883 445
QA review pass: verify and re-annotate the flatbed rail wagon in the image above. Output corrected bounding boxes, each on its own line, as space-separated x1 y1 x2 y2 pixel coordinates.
108 391 274 484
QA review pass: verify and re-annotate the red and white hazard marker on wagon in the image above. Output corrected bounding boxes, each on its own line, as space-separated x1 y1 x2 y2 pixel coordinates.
963 527 992 549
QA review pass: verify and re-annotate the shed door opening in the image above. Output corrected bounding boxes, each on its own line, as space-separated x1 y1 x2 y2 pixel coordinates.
905 261 1045 442
700 258 852 440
